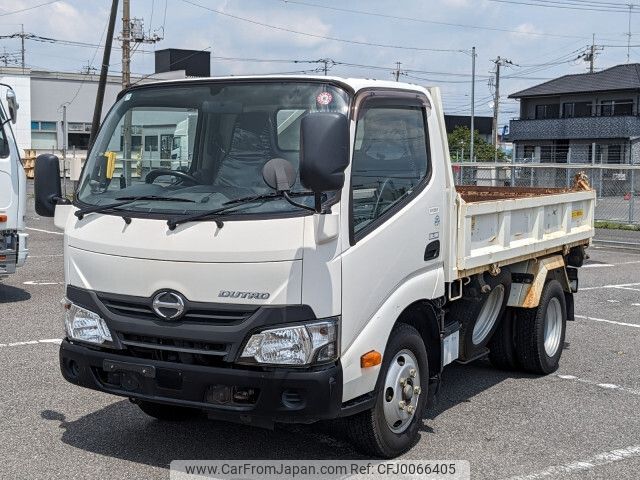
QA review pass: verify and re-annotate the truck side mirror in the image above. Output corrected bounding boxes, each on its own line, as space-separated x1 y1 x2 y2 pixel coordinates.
300 112 349 196
34 154 63 217
6 89 18 124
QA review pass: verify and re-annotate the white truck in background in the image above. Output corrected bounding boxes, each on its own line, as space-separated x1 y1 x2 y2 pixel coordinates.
0 84 28 277
34 76 594 458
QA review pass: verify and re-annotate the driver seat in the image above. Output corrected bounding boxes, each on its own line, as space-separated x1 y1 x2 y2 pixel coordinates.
212 112 276 195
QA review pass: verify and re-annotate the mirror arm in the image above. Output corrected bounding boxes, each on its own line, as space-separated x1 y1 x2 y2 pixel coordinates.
52 195 71 205
282 191 317 213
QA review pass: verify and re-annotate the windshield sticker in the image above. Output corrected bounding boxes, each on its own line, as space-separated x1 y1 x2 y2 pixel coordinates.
316 91 333 106
124 93 132 101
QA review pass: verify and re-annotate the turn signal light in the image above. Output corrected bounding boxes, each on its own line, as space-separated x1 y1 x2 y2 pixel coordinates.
360 350 382 368
0 214 7 222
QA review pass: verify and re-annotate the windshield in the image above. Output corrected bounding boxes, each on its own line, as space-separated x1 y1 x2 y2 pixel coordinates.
77 81 350 216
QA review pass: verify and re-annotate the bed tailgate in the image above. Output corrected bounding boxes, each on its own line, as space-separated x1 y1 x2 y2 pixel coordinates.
455 189 596 276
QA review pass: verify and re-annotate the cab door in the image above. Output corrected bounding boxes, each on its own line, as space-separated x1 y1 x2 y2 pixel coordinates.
341 91 445 357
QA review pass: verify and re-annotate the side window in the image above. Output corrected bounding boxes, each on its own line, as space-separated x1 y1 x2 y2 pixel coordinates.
351 104 430 235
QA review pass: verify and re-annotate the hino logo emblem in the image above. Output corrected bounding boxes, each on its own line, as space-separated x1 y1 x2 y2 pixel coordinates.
152 291 186 320
218 290 270 300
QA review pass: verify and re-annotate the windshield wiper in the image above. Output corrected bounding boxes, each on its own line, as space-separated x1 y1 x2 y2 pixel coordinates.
166 191 316 231
75 195 196 220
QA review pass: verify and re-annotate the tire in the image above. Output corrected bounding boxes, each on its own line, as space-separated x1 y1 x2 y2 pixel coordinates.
344 323 428 458
515 280 567 374
488 308 520 370
449 269 511 360
134 399 201 421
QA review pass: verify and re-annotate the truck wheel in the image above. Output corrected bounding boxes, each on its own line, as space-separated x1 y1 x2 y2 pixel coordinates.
134 399 200 421
345 323 428 458
515 280 567 374
488 308 520 370
450 269 511 360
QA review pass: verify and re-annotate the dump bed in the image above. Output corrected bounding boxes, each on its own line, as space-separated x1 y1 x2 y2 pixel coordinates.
453 185 596 278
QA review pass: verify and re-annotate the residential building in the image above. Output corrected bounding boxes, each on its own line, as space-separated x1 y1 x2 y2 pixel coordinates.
509 63 640 166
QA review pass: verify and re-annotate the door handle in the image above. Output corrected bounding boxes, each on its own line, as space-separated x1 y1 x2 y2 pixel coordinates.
424 240 440 261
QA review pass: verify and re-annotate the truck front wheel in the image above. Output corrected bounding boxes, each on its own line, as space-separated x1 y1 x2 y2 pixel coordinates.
515 280 567 374
345 323 428 458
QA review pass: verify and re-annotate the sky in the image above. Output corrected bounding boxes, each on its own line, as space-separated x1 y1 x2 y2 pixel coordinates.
0 0 639 127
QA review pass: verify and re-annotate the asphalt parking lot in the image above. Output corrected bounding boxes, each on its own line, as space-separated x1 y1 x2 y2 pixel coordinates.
1 187 639 480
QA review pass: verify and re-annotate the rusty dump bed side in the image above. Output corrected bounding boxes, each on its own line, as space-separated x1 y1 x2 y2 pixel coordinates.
456 185 571 203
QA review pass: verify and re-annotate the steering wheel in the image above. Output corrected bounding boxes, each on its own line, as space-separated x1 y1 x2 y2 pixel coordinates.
145 168 200 185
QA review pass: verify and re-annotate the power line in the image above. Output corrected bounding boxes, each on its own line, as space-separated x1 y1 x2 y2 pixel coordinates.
487 0 639 13
272 0 591 40
0 0 60 17
179 0 467 53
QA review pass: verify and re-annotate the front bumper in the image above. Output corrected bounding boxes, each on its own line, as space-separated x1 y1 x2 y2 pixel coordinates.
1 231 27 274
60 339 343 426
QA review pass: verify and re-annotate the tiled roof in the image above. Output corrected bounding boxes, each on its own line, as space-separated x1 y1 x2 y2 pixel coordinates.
509 63 640 98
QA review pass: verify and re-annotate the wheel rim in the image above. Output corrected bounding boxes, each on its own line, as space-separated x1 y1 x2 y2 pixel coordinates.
472 284 505 345
544 297 563 356
382 349 421 434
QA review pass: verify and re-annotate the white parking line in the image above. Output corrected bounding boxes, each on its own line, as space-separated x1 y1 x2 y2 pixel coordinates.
25 227 63 236
580 282 640 291
0 338 62 348
23 281 63 286
575 314 640 329
582 263 615 268
555 374 640 396
507 445 640 480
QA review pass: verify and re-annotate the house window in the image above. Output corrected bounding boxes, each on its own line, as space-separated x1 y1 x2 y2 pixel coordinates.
68 133 90 150
535 104 560 119
600 100 633 116
562 101 592 118
31 121 57 131
523 145 535 161
144 135 159 152
607 145 622 164
614 100 633 116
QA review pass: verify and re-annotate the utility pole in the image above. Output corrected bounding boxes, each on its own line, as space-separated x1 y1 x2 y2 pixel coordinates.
470 46 476 163
317 58 332 76
122 0 131 89
627 4 634 63
62 104 67 196
492 56 512 162
20 24 25 72
90 0 119 145
590 34 595 73
392 61 405 82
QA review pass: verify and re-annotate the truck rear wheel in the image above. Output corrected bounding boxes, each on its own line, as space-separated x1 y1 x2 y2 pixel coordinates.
345 323 428 458
515 280 567 374
488 308 520 370
134 399 200 421
450 269 511 360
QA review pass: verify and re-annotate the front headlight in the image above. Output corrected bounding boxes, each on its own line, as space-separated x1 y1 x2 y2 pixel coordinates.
239 318 339 366
63 299 113 345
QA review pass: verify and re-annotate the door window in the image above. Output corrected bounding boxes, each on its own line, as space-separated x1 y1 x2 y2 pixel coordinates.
351 104 430 234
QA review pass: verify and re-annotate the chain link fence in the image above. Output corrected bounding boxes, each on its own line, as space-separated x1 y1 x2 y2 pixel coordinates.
452 162 639 224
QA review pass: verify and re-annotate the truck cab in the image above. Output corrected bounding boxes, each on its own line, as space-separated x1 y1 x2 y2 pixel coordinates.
34 76 593 458
0 86 28 277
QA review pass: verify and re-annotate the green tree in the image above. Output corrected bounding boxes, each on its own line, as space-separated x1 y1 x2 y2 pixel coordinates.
447 125 507 162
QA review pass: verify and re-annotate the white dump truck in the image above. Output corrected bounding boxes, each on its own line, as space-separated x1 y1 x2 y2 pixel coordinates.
34 76 594 458
0 84 28 277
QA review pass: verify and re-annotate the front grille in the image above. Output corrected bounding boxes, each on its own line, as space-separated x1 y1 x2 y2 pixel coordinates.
119 333 229 366
97 293 257 325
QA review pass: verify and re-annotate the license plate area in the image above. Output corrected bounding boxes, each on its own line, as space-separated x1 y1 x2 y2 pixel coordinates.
103 359 156 378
